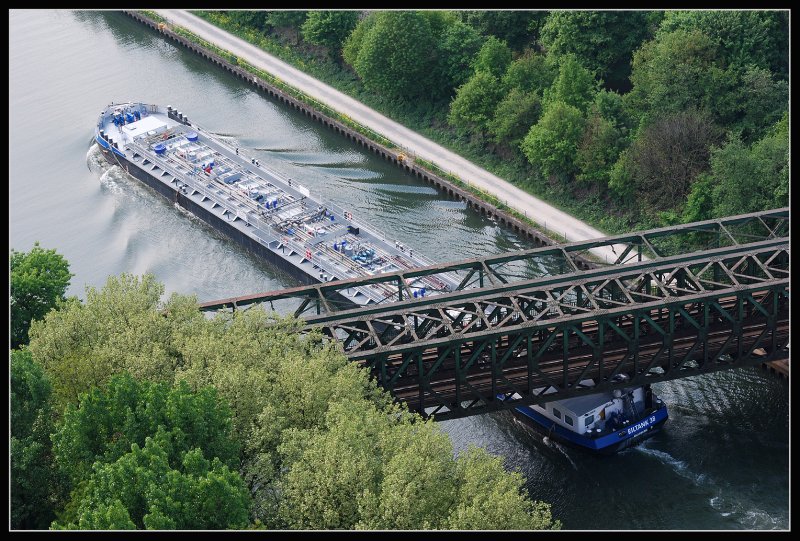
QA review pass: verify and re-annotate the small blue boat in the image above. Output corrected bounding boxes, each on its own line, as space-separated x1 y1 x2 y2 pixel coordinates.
499 383 668 454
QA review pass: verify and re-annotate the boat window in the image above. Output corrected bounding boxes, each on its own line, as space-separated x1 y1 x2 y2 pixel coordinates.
565 415 574 426
552 408 561 419
585 414 594 426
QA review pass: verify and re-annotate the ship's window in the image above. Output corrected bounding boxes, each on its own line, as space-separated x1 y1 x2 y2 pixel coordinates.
552 408 561 419
565 415 574 426
585 414 594 426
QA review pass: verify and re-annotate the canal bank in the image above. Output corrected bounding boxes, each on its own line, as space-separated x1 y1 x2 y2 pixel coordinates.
10 11 788 529
132 9 628 265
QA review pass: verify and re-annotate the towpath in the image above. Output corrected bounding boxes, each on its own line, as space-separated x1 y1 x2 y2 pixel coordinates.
155 10 627 262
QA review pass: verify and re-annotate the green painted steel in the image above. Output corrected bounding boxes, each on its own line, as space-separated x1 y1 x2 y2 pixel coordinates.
198 209 790 420
199 208 788 315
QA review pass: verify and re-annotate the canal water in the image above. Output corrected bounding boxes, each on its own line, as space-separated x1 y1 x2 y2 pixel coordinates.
9 10 789 530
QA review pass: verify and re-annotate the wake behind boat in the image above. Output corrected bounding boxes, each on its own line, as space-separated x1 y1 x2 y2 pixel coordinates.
95 102 458 306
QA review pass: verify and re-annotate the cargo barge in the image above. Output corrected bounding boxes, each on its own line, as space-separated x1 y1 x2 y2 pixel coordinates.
95 102 457 305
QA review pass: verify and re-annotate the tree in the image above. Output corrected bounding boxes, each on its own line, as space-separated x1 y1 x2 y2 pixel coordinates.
502 50 557 95
681 172 716 223
278 401 389 529
342 12 376 68
446 446 560 530
51 374 249 530
705 65 789 144
361 422 457 530
520 101 585 180
461 11 543 51
28 273 202 407
709 113 788 217
575 105 625 189
658 10 789 79
543 54 598 113
265 10 307 30
28 272 562 530
301 10 359 54
52 373 240 488
472 36 512 79
264 11 308 45
11 350 64 529
350 11 438 101
620 111 722 211
625 29 718 126
10 242 73 349
225 11 268 31
448 71 506 135
277 400 561 531
539 11 656 91
437 20 484 94
487 88 542 145
53 436 250 530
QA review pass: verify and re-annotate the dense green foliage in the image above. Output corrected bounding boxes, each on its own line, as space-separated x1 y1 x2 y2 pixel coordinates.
658 10 789 78
706 113 789 219
51 374 248 530
472 36 513 78
11 349 65 529
16 271 561 530
10 242 73 348
346 11 439 101
539 11 656 91
521 101 585 180
448 71 506 135
199 9 788 233
16 8 792 527
301 11 359 53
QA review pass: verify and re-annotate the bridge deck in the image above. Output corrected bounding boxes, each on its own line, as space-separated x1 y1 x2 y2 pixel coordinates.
199 209 790 420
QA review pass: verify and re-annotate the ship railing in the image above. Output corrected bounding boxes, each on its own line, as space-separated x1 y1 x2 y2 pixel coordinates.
318 198 438 271
279 234 395 304
312 198 457 295
127 140 280 246
196 129 443 272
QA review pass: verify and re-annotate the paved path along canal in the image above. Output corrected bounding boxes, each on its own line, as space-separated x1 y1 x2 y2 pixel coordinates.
154 9 626 264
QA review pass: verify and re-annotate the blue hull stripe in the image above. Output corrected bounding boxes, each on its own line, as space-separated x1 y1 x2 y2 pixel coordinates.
95 134 125 157
514 404 669 451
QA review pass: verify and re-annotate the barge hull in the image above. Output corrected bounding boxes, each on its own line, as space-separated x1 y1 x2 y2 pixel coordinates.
99 146 322 289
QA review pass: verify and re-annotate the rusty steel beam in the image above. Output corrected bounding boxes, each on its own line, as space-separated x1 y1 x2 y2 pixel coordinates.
315 243 788 358
198 208 789 314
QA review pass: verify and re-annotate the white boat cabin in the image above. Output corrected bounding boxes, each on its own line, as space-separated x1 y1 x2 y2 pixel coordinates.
532 387 647 435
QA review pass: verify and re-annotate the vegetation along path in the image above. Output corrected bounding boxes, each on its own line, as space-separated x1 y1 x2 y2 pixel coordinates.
155 9 625 263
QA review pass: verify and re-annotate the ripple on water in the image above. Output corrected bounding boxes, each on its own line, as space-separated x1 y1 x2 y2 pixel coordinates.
634 444 708 486
11 10 788 531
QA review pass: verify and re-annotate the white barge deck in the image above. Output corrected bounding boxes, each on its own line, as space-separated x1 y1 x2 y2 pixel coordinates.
95 102 458 306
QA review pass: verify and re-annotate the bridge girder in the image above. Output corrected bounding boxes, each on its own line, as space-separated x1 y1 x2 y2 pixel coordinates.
199 208 789 317
197 209 791 421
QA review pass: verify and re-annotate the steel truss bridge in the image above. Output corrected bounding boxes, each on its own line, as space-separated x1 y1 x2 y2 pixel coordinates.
201 209 790 420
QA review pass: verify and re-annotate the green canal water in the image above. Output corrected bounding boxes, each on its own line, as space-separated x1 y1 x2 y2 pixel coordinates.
9 10 789 530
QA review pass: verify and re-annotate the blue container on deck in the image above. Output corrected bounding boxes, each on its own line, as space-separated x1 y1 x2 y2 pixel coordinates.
126 113 134 123
134 110 141 121
334 243 339 251
186 132 198 142
154 143 166 155
330 215 335 221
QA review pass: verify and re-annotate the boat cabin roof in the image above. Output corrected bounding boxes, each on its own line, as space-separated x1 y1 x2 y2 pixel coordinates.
121 115 168 139
553 393 614 416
